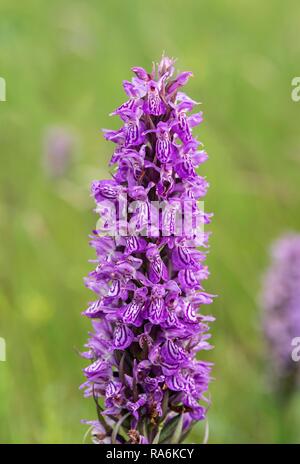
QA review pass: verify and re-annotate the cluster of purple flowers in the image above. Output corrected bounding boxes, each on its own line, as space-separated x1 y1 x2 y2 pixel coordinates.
261 233 300 393
81 57 214 444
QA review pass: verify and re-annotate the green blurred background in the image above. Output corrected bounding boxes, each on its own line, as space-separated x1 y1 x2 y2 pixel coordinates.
1 0 300 444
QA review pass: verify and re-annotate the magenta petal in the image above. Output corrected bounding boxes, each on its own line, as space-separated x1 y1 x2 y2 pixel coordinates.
131 66 149 81
167 71 193 94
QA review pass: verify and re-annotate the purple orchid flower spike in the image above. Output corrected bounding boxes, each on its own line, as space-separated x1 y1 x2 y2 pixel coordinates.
82 56 214 444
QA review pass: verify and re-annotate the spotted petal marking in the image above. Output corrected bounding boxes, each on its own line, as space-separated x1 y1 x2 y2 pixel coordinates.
113 324 134 349
148 297 165 324
108 280 121 298
91 180 121 201
125 122 139 146
84 359 109 377
105 380 122 398
83 300 103 318
123 300 144 327
185 302 198 323
145 82 165 116
161 340 186 365
178 269 199 289
166 373 186 391
156 139 172 163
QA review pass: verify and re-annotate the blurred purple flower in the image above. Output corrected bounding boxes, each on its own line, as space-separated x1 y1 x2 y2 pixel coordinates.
261 233 300 392
43 126 75 177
